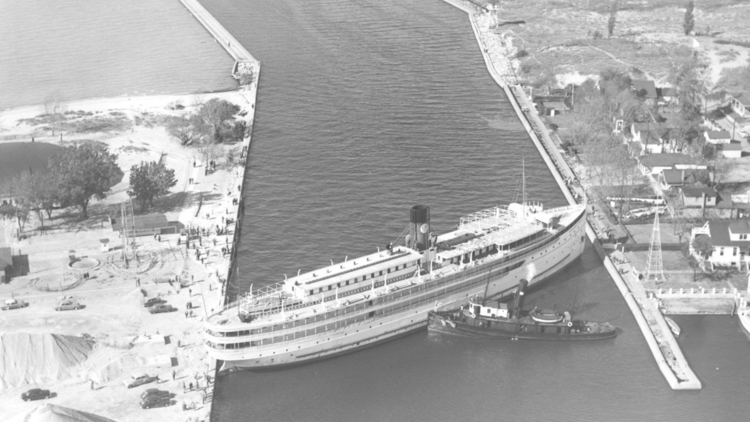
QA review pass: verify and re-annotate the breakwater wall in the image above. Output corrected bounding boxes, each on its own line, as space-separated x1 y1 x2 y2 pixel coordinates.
442 0 701 390
175 0 261 419
178 0 257 64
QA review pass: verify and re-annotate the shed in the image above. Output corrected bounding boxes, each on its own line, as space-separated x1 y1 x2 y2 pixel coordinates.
110 213 175 237
704 130 732 144
540 101 569 116
720 142 743 158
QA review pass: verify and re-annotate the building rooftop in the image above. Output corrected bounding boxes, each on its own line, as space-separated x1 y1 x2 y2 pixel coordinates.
722 142 743 151
0 247 11 268
730 92 750 107
661 169 686 185
682 187 718 198
632 80 657 99
705 130 731 139
542 101 568 110
110 213 168 232
640 153 700 169
729 221 750 234
708 221 750 247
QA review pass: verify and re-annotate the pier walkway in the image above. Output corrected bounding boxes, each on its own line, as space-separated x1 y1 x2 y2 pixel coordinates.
178 0 257 64
174 0 261 419
444 0 701 390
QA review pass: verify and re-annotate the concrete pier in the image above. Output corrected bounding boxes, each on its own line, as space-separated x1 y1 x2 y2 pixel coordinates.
443 0 701 390
178 0 257 64
175 0 261 418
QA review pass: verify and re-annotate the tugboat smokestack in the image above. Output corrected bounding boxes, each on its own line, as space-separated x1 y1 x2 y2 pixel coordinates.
512 279 529 318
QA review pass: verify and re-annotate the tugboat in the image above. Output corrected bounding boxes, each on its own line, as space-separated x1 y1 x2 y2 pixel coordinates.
428 279 617 341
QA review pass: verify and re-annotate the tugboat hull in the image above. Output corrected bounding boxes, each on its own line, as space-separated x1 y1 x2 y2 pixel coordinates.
428 311 617 341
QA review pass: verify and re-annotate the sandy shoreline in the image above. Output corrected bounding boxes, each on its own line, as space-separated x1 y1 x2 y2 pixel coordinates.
0 58 259 422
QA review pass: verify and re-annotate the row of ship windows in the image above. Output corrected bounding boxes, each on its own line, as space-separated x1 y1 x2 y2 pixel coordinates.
308 263 415 295
208 218 585 340
207 259 528 349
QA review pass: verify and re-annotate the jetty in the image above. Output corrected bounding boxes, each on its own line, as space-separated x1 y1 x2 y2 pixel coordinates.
442 0 701 390
174 0 260 419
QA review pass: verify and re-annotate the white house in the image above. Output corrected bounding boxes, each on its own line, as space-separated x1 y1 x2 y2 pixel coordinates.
729 92 750 118
631 123 671 154
720 142 743 158
704 130 732 144
690 220 750 270
727 92 750 137
681 187 718 208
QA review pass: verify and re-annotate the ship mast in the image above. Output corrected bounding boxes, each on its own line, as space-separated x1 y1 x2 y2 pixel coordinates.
522 157 527 217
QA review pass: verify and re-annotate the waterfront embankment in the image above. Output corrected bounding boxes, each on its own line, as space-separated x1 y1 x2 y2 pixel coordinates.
442 0 701 390
0 1 260 421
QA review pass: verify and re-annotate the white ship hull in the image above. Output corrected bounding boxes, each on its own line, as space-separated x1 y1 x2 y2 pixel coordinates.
212 211 587 370
739 307 750 334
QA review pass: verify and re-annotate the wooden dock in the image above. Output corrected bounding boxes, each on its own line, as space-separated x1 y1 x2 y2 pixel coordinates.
444 0 702 390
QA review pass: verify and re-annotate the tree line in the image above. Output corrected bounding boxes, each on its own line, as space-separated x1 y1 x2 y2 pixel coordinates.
1 144 176 234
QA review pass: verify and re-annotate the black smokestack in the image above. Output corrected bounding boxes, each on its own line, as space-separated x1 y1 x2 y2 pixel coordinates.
409 205 430 252
511 279 528 318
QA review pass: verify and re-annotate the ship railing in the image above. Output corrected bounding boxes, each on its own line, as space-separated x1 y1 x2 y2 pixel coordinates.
459 206 518 233
204 228 583 345
538 203 583 218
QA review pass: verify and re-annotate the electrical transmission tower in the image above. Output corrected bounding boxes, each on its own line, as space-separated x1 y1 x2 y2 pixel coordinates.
645 207 665 284
120 200 137 265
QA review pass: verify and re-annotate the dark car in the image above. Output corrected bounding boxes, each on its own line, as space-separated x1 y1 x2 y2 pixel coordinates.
125 373 158 389
149 304 176 314
141 398 172 409
140 388 170 400
2 299 29 311
21 388 51 401
143 298 167 308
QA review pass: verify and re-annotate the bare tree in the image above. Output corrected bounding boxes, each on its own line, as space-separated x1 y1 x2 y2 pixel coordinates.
683 1 695 35
43 91 67 136
607 1 618 37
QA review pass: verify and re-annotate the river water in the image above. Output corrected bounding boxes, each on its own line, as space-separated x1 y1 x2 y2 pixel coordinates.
202 0 750 421
3 0 750 420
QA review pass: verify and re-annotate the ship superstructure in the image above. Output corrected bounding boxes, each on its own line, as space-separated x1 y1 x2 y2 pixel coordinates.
204 201 587 369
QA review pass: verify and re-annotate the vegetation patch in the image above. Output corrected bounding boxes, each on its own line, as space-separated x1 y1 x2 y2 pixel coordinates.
64 115 132 134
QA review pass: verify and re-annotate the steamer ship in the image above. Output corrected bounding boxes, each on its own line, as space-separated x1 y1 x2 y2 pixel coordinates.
204 200 587 370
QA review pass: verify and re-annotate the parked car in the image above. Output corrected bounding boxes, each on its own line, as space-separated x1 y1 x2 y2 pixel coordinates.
141 397 171 409
2 299 29 311
149 304 176 314
141 394 171 406
125 373 157 389
140 388 170 400
143 298 167 308
55 300 82 311
21 388 51 401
